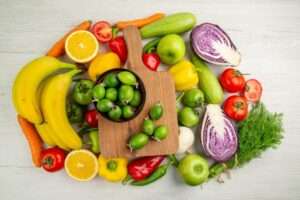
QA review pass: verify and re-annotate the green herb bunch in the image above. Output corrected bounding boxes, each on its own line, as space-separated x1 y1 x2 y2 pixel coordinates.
209 102 284 178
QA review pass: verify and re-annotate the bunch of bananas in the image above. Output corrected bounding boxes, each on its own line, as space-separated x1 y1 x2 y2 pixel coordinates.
12 56 82 150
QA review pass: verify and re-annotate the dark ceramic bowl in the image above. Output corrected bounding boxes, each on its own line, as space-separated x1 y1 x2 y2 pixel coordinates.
95 68 146 123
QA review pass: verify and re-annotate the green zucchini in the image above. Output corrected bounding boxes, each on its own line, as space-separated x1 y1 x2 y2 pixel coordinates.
191 55 224 104
140 12 196 38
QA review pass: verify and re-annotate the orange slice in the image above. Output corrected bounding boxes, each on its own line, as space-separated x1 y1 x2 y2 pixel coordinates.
64 149 98 181
65 30 99 63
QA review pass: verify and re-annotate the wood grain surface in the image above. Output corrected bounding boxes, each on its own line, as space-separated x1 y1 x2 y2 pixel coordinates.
0 0 300 200
99 26 178 158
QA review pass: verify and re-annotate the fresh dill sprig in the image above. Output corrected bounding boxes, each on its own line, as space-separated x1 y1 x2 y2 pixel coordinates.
209 102 284 178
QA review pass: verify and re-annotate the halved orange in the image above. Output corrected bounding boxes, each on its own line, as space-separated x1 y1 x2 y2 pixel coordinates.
64 149 98 181
65 30 99 63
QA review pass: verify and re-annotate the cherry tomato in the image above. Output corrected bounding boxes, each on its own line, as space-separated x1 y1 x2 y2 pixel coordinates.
84 109 99 128
41 147 66 172
243 79 263 102
223 95 248 121
91 21 112 42
219 68 246 93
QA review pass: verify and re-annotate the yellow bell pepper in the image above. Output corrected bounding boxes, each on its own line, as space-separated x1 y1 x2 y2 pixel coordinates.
98 155 128 182
168 60 199 91
88 52 121 81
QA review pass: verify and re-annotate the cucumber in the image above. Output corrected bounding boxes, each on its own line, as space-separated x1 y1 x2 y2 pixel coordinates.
140 12 196 38
191 55 224 104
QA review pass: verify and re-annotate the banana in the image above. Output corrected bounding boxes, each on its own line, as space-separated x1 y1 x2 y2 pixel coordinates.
35 76 70 150
12 56 76 124
35 123 69 150
41 69 82 149
35 123 55 146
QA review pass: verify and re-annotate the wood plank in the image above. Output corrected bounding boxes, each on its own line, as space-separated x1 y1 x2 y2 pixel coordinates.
99 26 178 158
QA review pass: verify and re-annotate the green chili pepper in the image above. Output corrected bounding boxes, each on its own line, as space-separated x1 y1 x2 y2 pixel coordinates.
209 163 226 178
167 154 179 167
130 163 169 186
89 130 100 154
143 38 161 53
209 154 238 178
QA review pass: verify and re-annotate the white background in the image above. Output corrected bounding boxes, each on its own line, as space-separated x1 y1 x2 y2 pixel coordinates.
0 0 299 199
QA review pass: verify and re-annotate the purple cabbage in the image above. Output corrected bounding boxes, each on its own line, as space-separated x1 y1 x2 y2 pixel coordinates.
191 23 241 66
200 105 238 162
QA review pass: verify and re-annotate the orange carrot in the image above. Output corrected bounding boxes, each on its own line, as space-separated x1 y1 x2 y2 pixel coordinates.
17 115 43 167
116 13 165 29
46 20 92 57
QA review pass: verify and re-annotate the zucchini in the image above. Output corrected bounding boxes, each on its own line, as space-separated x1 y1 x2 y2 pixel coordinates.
140 12 196 38
191 55 224 104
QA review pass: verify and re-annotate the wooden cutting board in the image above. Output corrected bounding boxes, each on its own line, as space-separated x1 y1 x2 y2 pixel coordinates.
98 26 179 158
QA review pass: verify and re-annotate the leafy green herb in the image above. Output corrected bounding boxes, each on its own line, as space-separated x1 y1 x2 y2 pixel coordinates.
209 102 283 178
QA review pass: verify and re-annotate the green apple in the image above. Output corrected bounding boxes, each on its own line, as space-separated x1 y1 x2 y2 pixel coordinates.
178 154 209 186
157 34 186 65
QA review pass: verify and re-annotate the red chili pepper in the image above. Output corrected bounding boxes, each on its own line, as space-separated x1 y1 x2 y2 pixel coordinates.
41 147 66 172
84 109 99 128
108 36 127 64
127 156 165 181
142 53 160 71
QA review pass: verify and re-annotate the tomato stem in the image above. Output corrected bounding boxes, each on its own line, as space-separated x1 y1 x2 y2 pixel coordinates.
111 27 119 38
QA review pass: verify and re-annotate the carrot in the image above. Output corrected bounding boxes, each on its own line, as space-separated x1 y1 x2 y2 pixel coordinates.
116 13 165 29
46 20 92 57
17 115 43 167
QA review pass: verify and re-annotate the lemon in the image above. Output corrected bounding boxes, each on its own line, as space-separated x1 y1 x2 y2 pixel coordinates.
88 52 121 81
64 149 98 181
65 30 99 63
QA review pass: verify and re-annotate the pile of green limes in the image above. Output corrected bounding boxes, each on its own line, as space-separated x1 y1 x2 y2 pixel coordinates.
93 70 142 121
128 103 169 151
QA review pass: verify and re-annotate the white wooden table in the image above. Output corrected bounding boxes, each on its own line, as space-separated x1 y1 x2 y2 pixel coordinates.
0 0 299 199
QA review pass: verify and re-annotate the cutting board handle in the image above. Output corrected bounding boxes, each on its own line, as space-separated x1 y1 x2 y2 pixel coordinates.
123 26 144 71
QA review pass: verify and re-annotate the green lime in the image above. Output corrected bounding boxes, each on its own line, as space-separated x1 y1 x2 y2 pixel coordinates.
97 99 114 113
118 85 134 105
103 73 119 87
130 90 142 107
117 71 137 85
122 105 135 119
105 88 118 102
128 133 149 151
153 125 168 141
92 84 106 100
149 102 163 120
142 119 155 136
108 105 122 121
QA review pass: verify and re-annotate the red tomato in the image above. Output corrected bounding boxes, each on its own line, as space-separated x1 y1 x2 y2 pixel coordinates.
84 109 99 128
219 68 246 93
243 79 262 102
91 21 112 42
41 147 66 172
223 95 248 121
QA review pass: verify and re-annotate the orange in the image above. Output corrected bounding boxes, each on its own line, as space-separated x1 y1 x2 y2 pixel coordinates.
65 30 99 63
64 149 98 181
